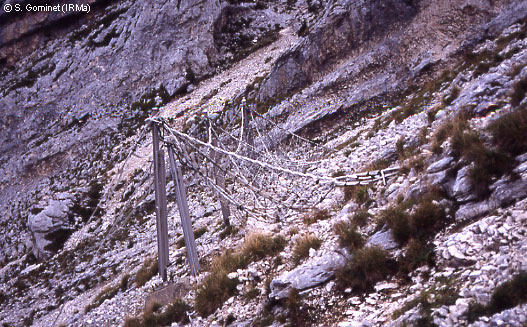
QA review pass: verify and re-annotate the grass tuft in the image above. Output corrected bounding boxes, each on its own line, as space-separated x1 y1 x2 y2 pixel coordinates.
334 221 365 250
465 271 527 323
124 298 190 327
397 239 435 276
336 246 396 293
84 283 120 313
488 107 527 156
135 257 158 288
195 232 286 317
291 234 322 265
343 185 370 205
351 209 371 227
195 271 238 317
303 209 331 225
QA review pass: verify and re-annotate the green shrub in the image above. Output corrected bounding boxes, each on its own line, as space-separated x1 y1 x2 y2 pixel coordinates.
291 234 322 265
336 246 396 293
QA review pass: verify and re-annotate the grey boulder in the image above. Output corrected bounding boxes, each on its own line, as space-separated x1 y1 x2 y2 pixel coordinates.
27 197 74 259
269 251 347 299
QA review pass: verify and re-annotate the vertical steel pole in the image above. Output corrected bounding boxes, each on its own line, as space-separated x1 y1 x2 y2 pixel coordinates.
168 146 200 276
152 122 169 281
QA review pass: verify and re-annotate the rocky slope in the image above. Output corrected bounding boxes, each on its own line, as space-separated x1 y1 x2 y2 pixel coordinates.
1 0 527 326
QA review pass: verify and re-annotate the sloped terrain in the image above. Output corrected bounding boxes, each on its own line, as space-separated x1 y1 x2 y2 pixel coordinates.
1 0 527 326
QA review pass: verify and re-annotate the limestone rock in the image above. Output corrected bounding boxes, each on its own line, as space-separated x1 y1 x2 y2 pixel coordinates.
366 227 398 251
452 166 477 203
27 197 74 259
269 251 347 299
257 0 418 103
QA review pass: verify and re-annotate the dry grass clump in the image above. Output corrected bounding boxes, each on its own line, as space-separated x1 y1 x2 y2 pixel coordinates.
336 246 396 293
303 209 331 225
195 232 287 317
135 257 158 288
343 185 370 205
380 197 446 245
84 283 121 313
379 204 412 245
334 221 364 250
284 289 311 326
465 271 527 323
193 226 208 239
240 232 287 262
431 110 471 154
124 298 190 327
397 239 435 276
410 199 446 240
195 270 239 317
488 106 527 156
432 108 516 196
351 209 371 227
291 234 322 265
510 77 527 106
451 127 512 196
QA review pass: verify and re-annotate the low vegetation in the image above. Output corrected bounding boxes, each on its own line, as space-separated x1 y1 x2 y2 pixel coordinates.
351 209 371 227
334 220 364 250
303 208 331 225
378 195 447 275
291 234 322 265
450 125 511 197
284 289 310 326
465 271 527 323
432 106 526 197
195 233 287 317
393 277 459 325
343 185 370 205
194 226 208 239
488 106 527 156
336 246 396 293
135 257 158 288
84 283 121 313
124 298 191 327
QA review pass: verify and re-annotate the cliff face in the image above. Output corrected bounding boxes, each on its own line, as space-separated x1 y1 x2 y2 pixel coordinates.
0 0 292 260
0 0 527 326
